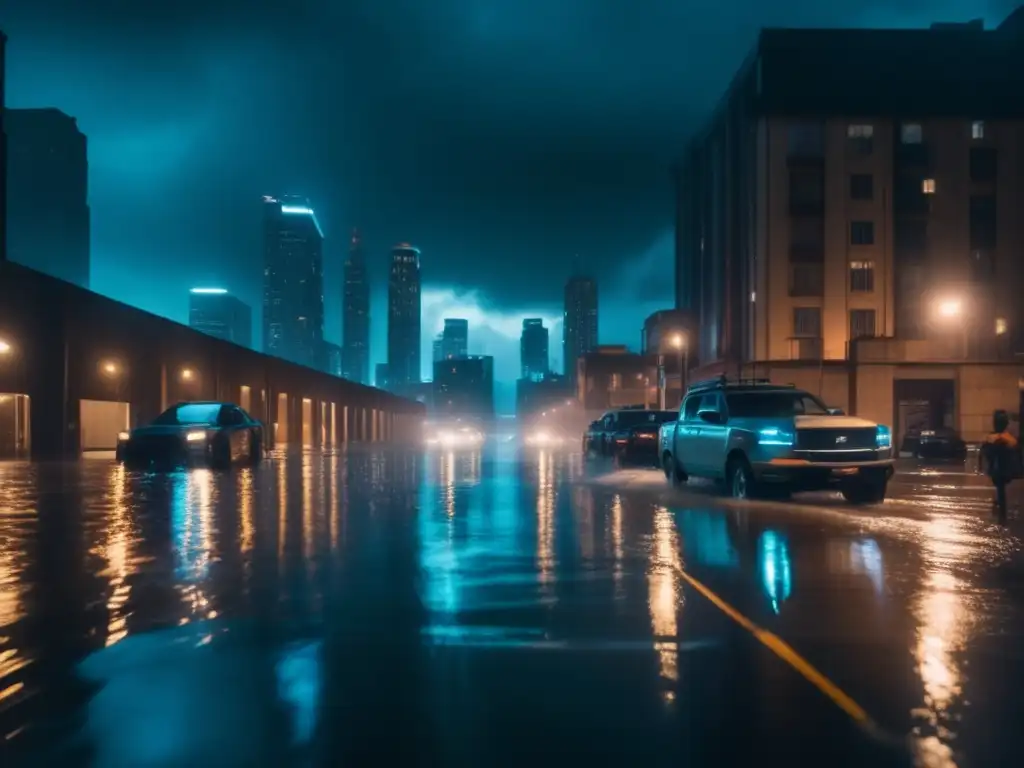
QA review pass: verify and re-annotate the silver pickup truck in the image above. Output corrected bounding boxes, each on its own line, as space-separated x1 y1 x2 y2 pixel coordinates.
658 377 894 503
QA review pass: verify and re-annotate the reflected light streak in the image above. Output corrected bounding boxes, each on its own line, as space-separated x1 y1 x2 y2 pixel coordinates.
329 452 339 553
442 451 456 518
759 531 792 614
174 470 215 623
575 487 595 563
302 452 313 564
647 506 682 704
912 515 975 758
238 469 254 559
536 450 555 596
277 456 287 562
0 467 27 630
104 463 131 647
609 494 624 598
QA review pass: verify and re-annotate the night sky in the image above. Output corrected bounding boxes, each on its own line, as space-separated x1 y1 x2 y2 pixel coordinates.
2 0 1009 394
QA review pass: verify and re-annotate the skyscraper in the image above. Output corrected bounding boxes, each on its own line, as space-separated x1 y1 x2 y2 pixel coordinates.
262 195 324 368
342 228 370 384
5 108 90 288
440 318 468 360
563 276 598 386
520 318 549 381
188 288 252 348
387 243 422 392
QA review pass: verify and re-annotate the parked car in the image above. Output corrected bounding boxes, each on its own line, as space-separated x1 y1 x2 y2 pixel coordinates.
610 410 678 466
584 408 676 458
117 401 263 468
658 377 894 503
903 427 968 461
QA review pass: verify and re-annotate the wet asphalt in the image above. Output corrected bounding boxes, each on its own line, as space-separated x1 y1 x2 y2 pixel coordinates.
1 443 1023 767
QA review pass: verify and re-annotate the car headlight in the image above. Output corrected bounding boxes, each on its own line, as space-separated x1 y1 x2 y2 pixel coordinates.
876 425 892 449
185 431 207 443
758 427 794 446
117 431 130 442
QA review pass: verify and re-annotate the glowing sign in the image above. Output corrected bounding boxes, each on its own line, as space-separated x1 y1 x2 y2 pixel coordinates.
281 205 314 215
190 288 228 294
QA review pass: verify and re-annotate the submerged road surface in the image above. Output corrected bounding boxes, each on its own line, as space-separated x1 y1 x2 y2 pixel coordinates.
1 444 1023 766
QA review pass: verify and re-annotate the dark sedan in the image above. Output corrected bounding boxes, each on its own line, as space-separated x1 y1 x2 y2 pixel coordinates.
117 401 264 468
611 410 678 467
908 427 968 461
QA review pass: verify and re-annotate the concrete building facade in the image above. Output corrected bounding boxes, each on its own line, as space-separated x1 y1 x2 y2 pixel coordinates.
188 288 252 348
675 10 1024 443
5 108 91 289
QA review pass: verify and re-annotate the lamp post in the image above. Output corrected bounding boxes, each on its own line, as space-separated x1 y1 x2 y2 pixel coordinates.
671 333 688 405
936 297 968 360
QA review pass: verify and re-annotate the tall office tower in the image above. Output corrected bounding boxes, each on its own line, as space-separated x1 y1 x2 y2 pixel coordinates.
0 31 7 263
520 318 549 381
188 287 252 348
432 334 443 363
342 228 370 383
433 355 495 421
262 195 324 368
386 242 422 392
563 276 598 386
440 318 468 360
5 108 90 287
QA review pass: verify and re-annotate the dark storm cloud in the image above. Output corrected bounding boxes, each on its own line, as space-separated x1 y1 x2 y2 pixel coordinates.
3 0 1013 358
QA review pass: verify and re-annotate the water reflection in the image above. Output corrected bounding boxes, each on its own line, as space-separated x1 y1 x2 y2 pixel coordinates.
102 463 131 647
758 530 792 614
536 450 555 598
647 506 681 705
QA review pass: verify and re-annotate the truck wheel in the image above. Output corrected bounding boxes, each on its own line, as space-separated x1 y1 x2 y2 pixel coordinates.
663 453 687 487
726 457 756 500
841 475 887 504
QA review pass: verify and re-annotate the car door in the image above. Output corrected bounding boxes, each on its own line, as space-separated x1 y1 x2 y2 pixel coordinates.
674 395 704 472
693 392 728 479
218 406 249 460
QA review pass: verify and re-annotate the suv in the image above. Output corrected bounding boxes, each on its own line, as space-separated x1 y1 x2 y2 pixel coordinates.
658 377 894 503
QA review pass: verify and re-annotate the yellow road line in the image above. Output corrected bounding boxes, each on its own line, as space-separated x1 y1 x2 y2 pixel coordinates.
675 566 876 729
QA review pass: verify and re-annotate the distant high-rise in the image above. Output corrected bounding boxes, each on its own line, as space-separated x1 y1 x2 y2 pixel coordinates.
188 288 252 348
375 362 390 390
5 108 90 288
386 243 422 392
342 228 370 384
0 32 7 264
262 195 324 368
433 356 495 422
563 276 598 386
432 334 443 363
440 318 468 360
520 318 549 381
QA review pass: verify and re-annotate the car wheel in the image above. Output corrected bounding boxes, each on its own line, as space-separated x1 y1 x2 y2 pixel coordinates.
841 476 887 504
727 456 756 500
663 453 687 487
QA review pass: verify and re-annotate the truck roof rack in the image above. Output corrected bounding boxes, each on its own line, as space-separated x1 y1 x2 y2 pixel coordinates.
686 375 796 394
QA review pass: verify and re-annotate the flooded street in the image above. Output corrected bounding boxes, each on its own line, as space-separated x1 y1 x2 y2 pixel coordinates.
2 444 1023 766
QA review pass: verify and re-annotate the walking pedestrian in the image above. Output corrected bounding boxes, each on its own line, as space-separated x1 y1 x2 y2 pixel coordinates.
978 409 1022 525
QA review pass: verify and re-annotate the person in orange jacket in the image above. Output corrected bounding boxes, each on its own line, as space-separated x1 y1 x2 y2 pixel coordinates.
978 410 1021 525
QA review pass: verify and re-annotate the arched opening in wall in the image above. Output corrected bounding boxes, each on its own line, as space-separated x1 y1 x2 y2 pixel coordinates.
302 398 314 447
0 393 31 458
330 402 337 445
276 393 289 445
80 399 130 455
240 385 252 413
320 401 327 446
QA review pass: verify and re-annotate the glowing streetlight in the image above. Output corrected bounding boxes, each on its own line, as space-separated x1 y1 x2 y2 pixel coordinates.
937 299 961 319
671 333 685 350
181 368 195 381
101 360 120 376
0 338 11 356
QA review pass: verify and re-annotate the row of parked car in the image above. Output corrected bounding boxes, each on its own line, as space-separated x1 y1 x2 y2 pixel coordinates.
583 376 971 504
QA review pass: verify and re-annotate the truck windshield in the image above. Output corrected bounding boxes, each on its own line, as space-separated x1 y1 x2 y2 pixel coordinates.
725 392 830 418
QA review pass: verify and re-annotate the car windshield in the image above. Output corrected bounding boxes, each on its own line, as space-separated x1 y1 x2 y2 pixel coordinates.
618 410 677 427
725 391 830 418
152 403 223 426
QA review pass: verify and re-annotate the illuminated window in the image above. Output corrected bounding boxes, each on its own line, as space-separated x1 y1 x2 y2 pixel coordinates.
922 178 936 194
900 123 923 144
849 261 875 292
847 124 873 138
996 317 1008 336
972 121 985 140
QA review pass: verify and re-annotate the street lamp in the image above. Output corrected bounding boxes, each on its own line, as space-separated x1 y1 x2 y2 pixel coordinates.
181 368 195 381
0 338 11 356
934 297 968 359
101 360 119 376
670 332 688 403
937 299 961 319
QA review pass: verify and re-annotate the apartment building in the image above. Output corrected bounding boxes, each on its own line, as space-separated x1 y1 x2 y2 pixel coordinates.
675 9 1024 441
